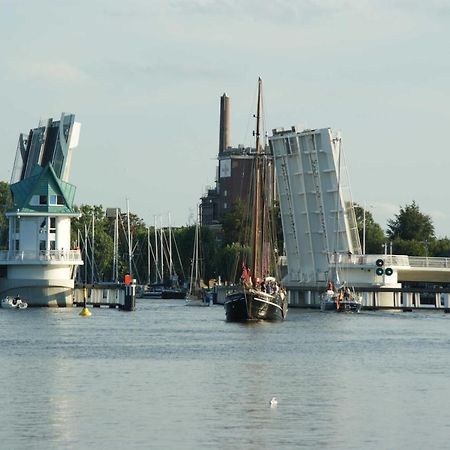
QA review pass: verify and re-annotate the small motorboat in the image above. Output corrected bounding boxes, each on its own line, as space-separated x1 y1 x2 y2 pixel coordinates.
1 296 28 309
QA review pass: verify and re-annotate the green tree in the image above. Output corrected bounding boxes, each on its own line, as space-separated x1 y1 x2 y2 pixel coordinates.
387 201 435 241
217 242 250 284
71 205 113 282
429 238 450 257
0 181 12 249
390 238 429 257
221 199 251 246
353 204 385 254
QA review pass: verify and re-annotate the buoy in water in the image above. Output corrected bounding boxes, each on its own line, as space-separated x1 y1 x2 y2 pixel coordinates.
79 306 91 317
79 286 91 316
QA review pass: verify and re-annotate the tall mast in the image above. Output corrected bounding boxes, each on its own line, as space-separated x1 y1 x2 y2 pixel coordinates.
91 211 95 284
147 226 151 285
251 77 262 281
168 213 173 280
154 216 159 283
160 216 164 283
127 199 132 279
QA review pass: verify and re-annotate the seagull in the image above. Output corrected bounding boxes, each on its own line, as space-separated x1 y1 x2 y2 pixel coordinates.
270 397 278 407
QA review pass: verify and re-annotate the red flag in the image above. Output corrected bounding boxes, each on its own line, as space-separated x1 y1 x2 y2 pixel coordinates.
241 261 251 285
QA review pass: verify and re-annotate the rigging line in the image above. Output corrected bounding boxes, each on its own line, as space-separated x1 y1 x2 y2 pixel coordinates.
172 230 186 281
147 230 162 282
240 82 259 148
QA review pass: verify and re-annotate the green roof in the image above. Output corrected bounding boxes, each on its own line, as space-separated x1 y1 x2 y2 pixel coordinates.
9 163 77 214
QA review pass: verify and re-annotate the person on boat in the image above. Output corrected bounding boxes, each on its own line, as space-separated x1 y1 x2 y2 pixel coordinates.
336 291 342 310
344 287 351 299
326 281 334 294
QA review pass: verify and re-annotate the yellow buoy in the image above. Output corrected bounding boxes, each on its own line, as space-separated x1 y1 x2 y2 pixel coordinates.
79 306 91 317
79 286 91 316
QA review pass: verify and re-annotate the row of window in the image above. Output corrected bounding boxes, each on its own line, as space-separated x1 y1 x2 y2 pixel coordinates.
14 238 56 251
30 195 64 206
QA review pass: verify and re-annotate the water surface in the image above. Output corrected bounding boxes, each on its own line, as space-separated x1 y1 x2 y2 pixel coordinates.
1 300 450 449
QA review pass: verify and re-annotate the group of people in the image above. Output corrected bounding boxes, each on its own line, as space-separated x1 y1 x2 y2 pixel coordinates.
259 279 280 295
326 281 352 299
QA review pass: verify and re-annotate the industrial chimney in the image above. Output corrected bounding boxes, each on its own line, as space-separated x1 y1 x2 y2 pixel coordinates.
219 93 230 155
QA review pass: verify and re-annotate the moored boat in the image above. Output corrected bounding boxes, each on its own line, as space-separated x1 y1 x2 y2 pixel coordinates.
321 282 362 312
1 296 28 309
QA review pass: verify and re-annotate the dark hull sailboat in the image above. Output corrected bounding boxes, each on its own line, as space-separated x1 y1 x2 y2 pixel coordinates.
225 289 287 322
224 78 288 323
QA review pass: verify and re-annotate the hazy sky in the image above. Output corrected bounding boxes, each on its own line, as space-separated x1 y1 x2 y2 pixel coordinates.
1 0 449 236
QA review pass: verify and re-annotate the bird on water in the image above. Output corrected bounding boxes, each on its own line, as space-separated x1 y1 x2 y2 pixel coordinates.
270 397 278 407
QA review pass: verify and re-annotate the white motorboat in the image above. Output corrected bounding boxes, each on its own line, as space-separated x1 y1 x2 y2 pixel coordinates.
1 296 28 309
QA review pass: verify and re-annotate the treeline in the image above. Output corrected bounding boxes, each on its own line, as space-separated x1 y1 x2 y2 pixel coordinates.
354 201 450 257
2 179 450 283
71 203 252 285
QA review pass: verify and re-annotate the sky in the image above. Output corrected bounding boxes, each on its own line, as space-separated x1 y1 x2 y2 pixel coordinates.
1 0 450 236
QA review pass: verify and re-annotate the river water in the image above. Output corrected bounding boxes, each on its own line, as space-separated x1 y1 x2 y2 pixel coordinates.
1 300 450 449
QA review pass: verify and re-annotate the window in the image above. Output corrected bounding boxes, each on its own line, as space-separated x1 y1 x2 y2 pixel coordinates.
48 195 64 205
50 240 56 251
39 195 47 205
50 217 56 233
224 190 228 197
14 219 20 234
40 240 46 251
15 240 19 251
223 202 228 210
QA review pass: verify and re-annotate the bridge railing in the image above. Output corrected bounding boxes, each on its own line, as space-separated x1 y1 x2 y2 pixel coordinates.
331 253 450 269
0 250 82 263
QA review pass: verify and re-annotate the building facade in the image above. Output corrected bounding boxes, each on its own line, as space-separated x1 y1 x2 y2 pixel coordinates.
0 113 83 306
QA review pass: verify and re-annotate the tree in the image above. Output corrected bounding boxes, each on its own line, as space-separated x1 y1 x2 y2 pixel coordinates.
71 205 113 282
221 199 251 246
0 181 12 249
387 201 435 241
353 204 385 254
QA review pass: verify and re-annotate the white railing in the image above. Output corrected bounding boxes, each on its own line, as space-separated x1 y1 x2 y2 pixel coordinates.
0 250 82 262
330 253 450 269
408 257 450 269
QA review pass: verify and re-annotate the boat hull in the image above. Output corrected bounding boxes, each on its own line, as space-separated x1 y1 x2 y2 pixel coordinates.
321 299 362 313
224 289 287 322
161 289 186 299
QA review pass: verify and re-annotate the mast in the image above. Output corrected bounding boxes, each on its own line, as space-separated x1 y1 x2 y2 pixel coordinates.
91 211 95 284
160 216 164 283
154 216 159 283
251 77 263 282
147 226 151 285
126 199 132 279
168 213 173 282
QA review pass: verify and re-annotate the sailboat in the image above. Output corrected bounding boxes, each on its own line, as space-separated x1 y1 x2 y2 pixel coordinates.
320 262 362 312
224 78 288 322
320 137 362 313
186 219 210 306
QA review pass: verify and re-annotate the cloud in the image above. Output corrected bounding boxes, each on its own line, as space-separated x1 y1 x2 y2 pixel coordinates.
17 61 90 85
167 0 351 20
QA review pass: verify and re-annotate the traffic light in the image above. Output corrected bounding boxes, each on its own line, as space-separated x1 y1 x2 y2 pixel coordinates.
375 259 393 276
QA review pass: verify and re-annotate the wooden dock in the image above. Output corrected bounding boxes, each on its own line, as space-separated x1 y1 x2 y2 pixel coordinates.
73 283 136 310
